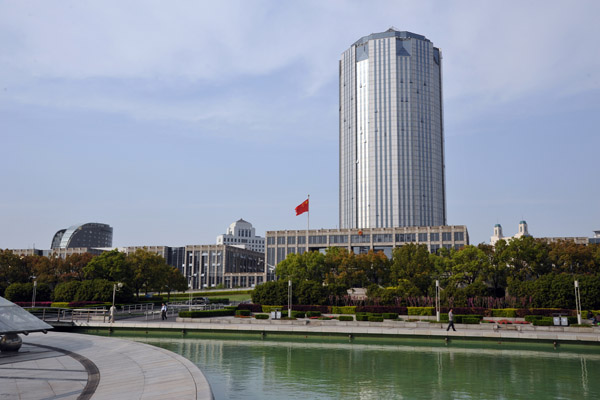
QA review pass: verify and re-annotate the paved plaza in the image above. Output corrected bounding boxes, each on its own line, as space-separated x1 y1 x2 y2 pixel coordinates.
0 331 213 400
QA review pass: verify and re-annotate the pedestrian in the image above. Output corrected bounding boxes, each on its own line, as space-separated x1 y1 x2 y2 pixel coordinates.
161 303 168 320
446 308 456 332
109 304 116 323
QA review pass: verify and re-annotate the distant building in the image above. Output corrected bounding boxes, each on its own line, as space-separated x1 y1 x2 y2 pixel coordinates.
591 230 600 245
122 246 186 272
51 223 113 249
490 221 531 246
216 219 265 253
339 28 446 229
266 225 468 280
124 244 264 289
183 245 264 289
490 221 597 246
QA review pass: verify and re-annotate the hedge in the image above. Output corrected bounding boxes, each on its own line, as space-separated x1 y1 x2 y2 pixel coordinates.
15 301 53 307
238 303 262 313
356 306 408 314
532 317 553 326
331 306 357 315
209 298 230 304
255 314 269 319
368 316 384 322
262 305 286 313
382 313 399 320
235 309 251 316
292 311 306 318
454 315 483 323
51 302 70 308
408 307 434 316
306 311 322 317
179 309 236 318
492 308 517 318
338 315 354 321
356 314 370 321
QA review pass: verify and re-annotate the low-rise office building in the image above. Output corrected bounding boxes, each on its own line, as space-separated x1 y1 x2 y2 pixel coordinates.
265 225 469 277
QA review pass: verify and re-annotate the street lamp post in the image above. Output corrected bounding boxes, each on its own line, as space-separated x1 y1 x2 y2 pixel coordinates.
112 282 123 308
32 280 37 308
288 280 292 318
574 280 582 325
189 274 197 311
435 280 440 322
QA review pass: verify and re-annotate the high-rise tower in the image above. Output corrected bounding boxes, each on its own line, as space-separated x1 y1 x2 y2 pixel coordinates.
339 29 446 229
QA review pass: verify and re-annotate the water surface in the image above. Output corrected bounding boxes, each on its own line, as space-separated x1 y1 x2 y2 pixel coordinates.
94 331 600 399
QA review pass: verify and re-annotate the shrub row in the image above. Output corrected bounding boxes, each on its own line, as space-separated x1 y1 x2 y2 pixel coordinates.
208 298 230 304
14 301 53 307
235 310 251 316
407 307 434 316
255 314 269 319
331 306 357 314
179 309 236 318
338 315 354 321
238 303 262 313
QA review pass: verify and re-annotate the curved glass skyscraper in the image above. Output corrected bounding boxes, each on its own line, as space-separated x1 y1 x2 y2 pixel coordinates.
339 29 446 229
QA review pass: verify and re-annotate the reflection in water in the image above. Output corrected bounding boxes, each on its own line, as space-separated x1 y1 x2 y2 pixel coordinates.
108 333 600 400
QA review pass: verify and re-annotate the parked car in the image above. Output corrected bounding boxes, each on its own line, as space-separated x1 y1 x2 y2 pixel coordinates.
192 297 209 304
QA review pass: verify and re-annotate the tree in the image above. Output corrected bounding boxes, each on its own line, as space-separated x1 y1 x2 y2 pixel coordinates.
83 249 131 283
504 236 552 280
251 280 289 305
276 251 327 283
59 253 94 282
356 250 390 286
479 242 507 297
0 250 31 294
448 245 489 288
126 249 170 297
390 244 433 295
159 266 188 301
25 255 63 287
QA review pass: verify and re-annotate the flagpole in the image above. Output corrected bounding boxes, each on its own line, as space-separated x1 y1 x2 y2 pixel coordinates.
307 194 310 232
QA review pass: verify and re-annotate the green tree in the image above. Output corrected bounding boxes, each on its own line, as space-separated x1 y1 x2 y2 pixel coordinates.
479 242 508 297
448 245 489 289
251 280 289 305
504 236 552 280
390 244 433 295
276 251 327 283
53 281 82 302
83 249 132 283
159 266 188 301
126 249 170 297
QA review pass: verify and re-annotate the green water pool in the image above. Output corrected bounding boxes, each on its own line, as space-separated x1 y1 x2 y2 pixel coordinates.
87 330 600 399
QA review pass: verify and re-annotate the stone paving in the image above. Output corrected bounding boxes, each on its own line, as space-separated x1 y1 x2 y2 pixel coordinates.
0 331 213 400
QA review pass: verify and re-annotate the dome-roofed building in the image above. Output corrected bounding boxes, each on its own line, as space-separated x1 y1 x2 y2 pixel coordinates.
216 219 264 253
50 223 113 249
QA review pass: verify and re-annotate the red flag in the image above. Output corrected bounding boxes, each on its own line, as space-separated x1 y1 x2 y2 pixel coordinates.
295 199 309 216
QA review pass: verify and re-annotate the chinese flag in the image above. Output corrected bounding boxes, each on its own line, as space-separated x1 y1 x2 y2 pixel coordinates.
295 199 309 216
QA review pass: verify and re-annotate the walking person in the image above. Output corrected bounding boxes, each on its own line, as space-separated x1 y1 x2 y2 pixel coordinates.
161 303 168 320
446 308 456 331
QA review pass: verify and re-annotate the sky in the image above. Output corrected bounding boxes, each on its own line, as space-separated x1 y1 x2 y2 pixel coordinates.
1 0 599 249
